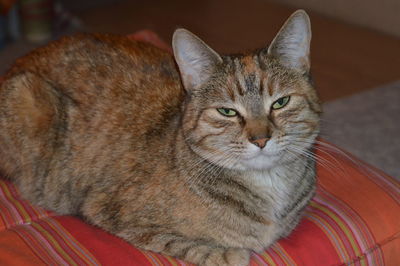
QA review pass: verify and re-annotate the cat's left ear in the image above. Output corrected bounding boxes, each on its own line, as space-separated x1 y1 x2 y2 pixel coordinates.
267 10 311 74
172 29 222 91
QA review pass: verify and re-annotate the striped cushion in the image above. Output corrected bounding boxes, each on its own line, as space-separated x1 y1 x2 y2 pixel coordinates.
0 141 398 265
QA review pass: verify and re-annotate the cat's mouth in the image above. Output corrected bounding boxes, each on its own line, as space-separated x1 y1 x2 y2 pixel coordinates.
241 139 283 159
237 145 284 171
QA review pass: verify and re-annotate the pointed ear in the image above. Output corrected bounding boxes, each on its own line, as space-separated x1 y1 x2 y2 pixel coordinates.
172 28 222 90
268 10 311 73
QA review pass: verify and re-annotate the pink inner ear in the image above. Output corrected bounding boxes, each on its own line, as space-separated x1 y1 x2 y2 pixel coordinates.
128 30 173 54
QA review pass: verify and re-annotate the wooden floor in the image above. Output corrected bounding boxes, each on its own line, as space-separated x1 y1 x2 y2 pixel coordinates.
79 0 400 102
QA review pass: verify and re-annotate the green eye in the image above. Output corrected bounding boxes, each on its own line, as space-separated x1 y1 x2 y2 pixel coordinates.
217 108 237 117
272 96 290 110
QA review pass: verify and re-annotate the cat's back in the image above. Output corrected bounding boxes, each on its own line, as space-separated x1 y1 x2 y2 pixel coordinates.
9 33 182 107
0 34 185 211
8 33 180 83
3 33 184 135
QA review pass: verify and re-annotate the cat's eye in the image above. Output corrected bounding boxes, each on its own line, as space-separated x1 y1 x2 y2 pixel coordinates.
217 108 237 117
272 96 290 110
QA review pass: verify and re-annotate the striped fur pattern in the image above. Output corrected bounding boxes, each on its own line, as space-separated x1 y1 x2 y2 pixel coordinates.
0 10 320 266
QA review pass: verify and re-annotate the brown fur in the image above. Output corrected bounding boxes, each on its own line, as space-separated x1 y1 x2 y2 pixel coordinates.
0 11 320 266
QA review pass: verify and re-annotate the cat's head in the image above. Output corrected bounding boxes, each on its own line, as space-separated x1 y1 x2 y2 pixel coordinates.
173 10 321 171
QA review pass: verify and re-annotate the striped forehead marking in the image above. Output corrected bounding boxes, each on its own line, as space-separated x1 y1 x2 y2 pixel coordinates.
233 56 265 96
234 58 246 96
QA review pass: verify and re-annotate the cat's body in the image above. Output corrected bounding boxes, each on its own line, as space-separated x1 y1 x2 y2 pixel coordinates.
0 11 320 266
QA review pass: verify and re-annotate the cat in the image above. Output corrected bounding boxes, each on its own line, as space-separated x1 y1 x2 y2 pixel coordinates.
0 9 320 266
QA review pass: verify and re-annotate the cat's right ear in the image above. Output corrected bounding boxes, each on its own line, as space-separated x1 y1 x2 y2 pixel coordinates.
172 29 222 91
267 10 312 74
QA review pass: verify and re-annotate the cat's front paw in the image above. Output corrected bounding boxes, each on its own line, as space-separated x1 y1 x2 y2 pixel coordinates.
201 247 250 266
139 233 251 266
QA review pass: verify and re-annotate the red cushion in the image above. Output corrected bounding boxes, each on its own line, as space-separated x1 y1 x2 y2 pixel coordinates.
0 32 398 265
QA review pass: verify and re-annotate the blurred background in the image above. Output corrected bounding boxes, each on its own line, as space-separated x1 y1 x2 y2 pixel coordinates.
0 0 399 178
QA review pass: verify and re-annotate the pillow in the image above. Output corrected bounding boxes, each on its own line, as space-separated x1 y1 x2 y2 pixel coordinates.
0 139 398 265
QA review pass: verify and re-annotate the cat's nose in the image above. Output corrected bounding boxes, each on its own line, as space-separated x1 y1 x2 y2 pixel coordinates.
249 136 270 149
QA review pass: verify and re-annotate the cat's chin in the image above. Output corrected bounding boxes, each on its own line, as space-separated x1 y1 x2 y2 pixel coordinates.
238 153 283 171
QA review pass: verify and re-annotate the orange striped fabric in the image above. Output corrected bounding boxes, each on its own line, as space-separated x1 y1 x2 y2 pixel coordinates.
0 140 398 265
0 180 100 265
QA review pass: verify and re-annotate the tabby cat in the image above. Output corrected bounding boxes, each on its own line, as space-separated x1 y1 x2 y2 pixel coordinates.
0 10 320 266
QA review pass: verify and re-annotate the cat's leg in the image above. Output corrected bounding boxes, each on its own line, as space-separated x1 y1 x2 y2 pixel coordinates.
133 232 251 266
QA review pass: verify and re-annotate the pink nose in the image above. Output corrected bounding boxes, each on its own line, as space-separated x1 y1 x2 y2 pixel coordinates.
249 137 269 149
